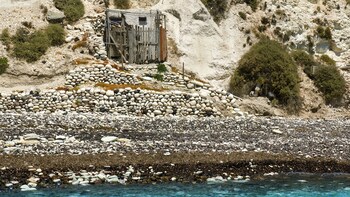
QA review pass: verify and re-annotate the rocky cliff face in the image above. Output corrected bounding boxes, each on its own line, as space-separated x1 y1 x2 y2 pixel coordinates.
143 0 350 91
1 0 350 117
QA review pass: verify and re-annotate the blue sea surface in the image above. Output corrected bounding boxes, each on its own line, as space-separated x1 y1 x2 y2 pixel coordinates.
1 174 350 197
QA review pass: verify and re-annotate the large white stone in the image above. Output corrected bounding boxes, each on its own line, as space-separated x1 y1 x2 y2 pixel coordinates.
20 185 36 191
23 133 40 140
106 90 114 96
101 136 118 142
154 110 162 115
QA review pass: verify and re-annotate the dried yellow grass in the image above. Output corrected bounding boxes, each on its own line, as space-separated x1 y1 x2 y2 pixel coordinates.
95 82 168 92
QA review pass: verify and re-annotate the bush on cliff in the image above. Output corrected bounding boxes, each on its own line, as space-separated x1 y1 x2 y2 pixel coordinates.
12 29 51 62
291 50 317 78
0 28 11 51
11 25 65 62
0 57 9 75
53 0 85 23
313 65 346 106
229 38 302 114
291 50 345 107
201 0 228 23
114 0 131 9
45 24 66 46
243 0 259 11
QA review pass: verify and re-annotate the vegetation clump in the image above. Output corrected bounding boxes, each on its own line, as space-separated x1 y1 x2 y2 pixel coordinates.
45 24 66 46
238 12 247 20
113 0 131 9
0 57 9 75
316 26 332 40
201 0 228 23
157 64 168 73
291 50 317 77
0 28 11 51
291 50 346 106
320 54 336 66
4 25 65 62
314 64 346 106
243 0 259 11
153 64 168 81
153 73 164 81
53 0 85 23
229 38 301 113
12 29 51 62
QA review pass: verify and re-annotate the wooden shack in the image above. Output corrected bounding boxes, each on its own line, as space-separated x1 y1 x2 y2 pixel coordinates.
105 9 167 64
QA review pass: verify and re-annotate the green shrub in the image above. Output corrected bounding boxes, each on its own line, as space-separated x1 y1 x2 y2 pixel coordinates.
40 4 48 15
201 0 228 23
261 17 269 25
154 73 164 81
53 0 66 9
12 28 30 43
21 21 33 29
316 25 332 40
291 50 317 77
324 27 332 40
157 64 168 73
320 54 336 66
229 38 301 113
114 0 130 9
0 57 9 75
53 0 85 23
244 0 259 11
314 65 346 106
9 25 65 62
45 24 65 46
238 12 247 20
258 25 267 32
13 30 51 62
0 28 11 50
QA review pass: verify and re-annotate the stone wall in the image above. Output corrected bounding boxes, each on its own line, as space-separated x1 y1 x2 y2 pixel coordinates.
65 64 140 87
0 60 242 117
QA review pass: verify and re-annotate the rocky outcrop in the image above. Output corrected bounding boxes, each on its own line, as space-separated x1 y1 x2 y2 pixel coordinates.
46 10 65 23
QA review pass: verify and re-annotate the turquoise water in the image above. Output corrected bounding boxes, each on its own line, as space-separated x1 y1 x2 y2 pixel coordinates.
1 174 350 197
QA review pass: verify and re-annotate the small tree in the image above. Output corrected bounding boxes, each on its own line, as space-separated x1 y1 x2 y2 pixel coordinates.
157 64 168 73
230 38 302 113
13 30 51 62
244 0 259 11
114 0 131 9
0 28 11 50
320 54 336 67
0 57 9 75
314 65 346 106
53 0 85 23
291 50 317 78
201 0 228 23
45 24 66 46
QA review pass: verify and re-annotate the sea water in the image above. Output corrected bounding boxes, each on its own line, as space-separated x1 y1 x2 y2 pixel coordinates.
1 174 350 197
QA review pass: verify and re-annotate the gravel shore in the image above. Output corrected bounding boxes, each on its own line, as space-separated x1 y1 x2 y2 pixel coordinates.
0 113 349 190
0 113 349 160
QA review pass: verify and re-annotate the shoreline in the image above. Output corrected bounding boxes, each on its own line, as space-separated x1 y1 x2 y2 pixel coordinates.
0 152 350 190
0 113 350 190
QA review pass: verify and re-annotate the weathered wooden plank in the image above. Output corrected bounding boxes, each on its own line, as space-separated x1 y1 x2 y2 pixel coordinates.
128 28 134 64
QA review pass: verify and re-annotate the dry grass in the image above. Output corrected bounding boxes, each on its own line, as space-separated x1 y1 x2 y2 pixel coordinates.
72 41 87 51
95 82 169 92
168 37 181 57
72 32 89 51
56 86 70 91
72 57 93 65
170 66 207 84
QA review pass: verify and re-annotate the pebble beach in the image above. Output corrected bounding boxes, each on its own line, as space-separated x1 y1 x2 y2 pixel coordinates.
0 113 349 191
